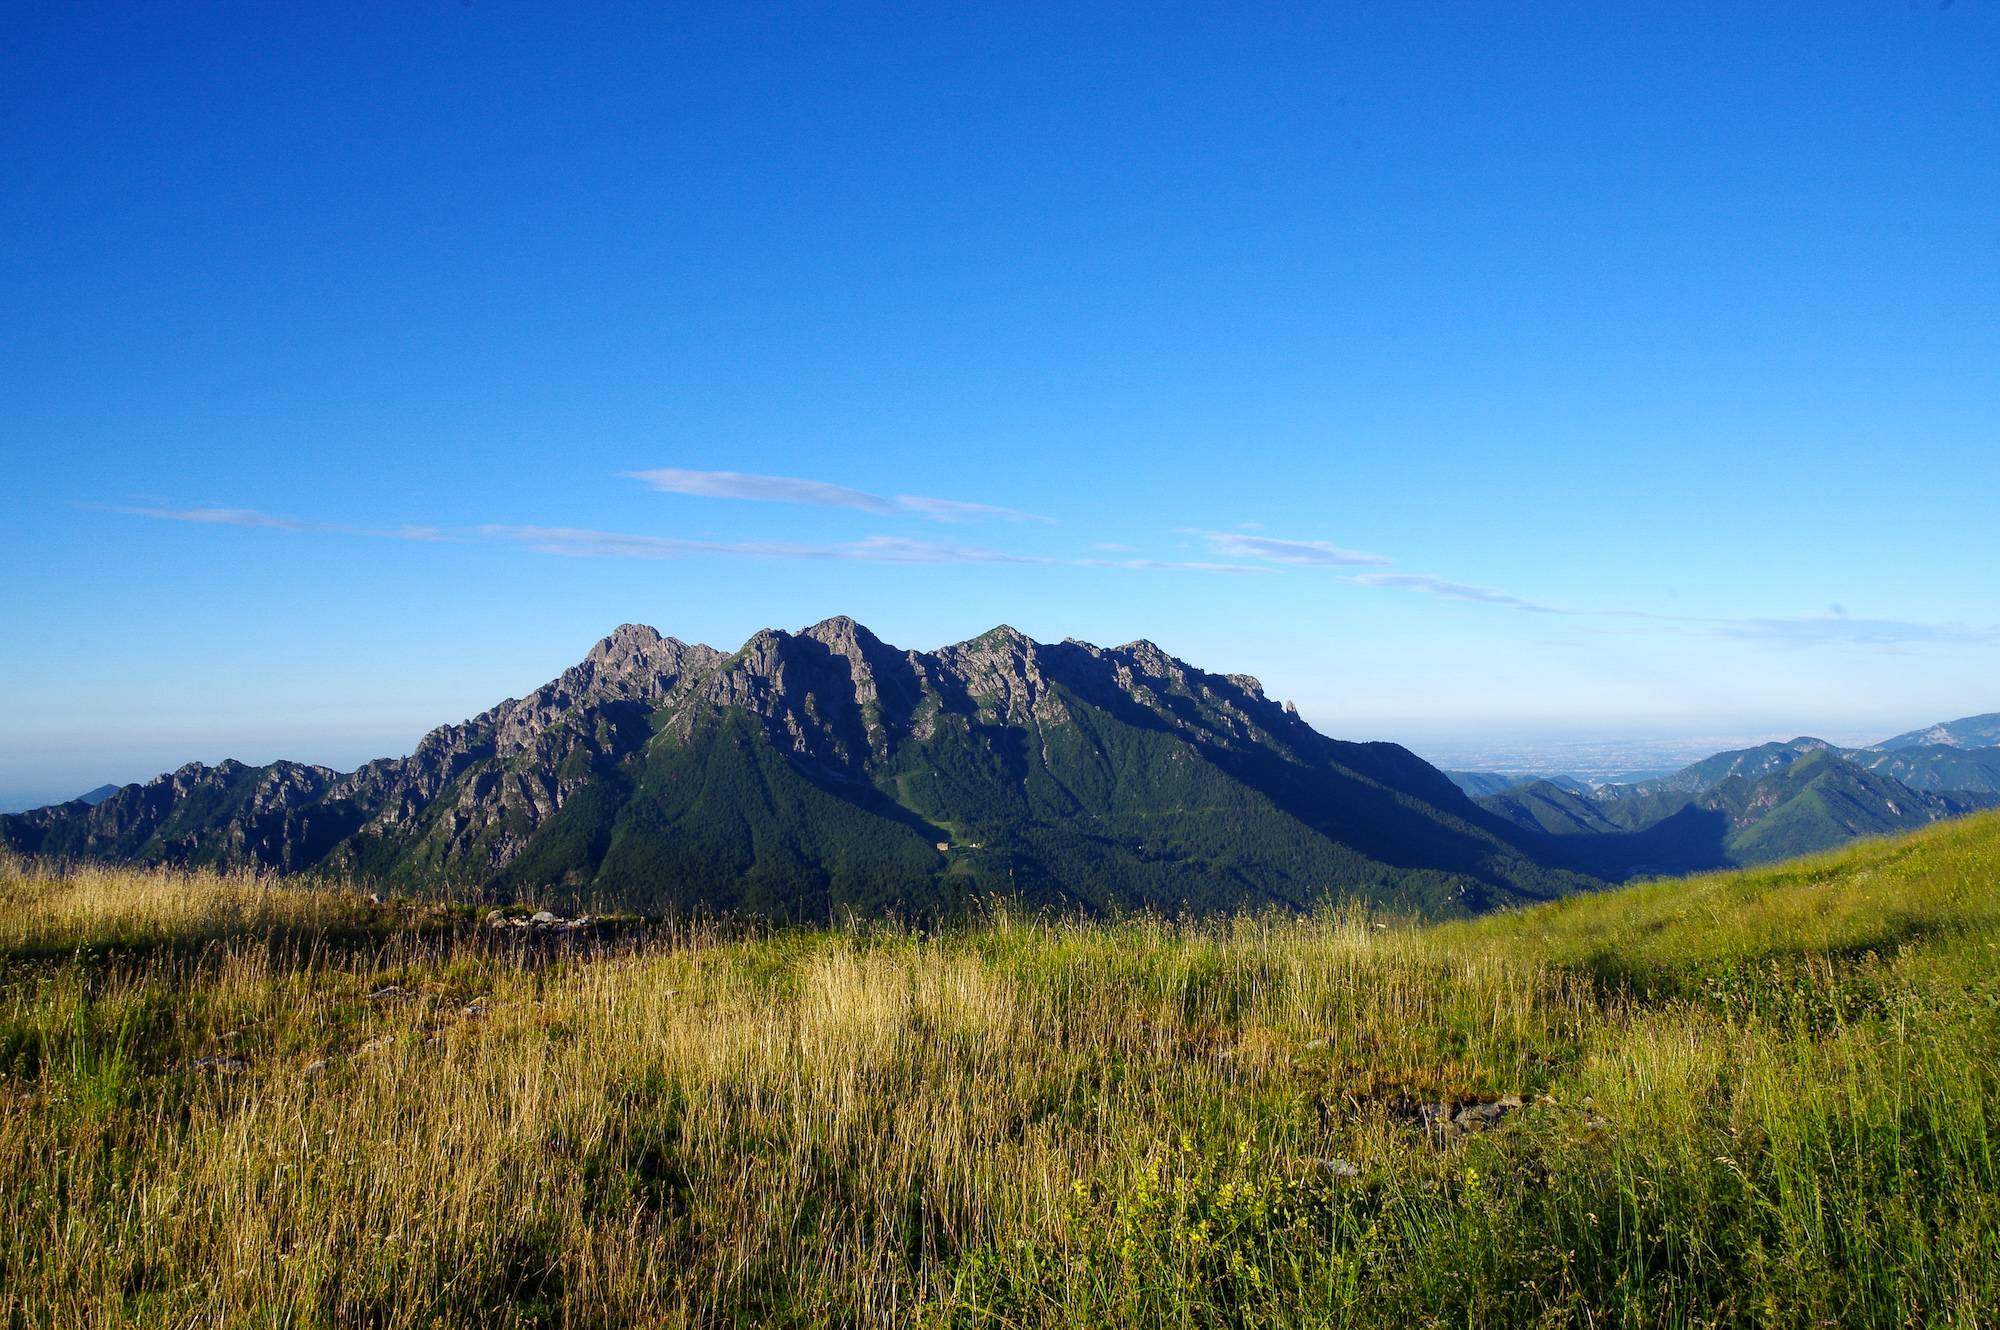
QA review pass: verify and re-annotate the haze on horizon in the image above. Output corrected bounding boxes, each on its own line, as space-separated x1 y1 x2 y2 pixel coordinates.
3 2 1996 811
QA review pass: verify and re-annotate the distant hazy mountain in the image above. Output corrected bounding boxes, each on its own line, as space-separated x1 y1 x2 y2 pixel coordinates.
74 785 119 805
2 620 1596 920
1845 744 2000 794
1871 712 2000 753
1575 734 2000 800
1592 737 1843 801
1480 749 1997 879
1444 772 1519 799
1445 772 1590 799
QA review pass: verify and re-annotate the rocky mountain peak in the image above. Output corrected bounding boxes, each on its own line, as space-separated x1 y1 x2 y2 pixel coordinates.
3 613 1601 917
947 624 1036 664
1225 674 1267 700
1105 639 1192 690
580 624 719 693
932 625 1054 720
799 615 883 654
596 621 663 647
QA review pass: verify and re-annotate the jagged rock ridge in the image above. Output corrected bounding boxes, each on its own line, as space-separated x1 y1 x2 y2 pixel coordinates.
4 619 1599 919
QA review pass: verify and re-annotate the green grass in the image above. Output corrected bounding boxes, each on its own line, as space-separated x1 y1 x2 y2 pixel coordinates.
3 812 1999 1326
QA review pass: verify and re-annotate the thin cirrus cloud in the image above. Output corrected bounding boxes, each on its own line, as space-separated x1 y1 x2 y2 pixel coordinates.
1352 569 1995 646
624 469 1054 524
1717 615 1997 646
100 504 1037 565
485 527 1051 565
497 510 2000 639
100 505 447 542
1352 572 1563 612
498 528 1270 573
1183 530 1391 567
1074 557 1268 575
102 506 1996 632
103 504 1270 574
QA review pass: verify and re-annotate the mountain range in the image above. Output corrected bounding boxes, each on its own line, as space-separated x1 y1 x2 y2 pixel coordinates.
1446 722 2000 804
1474 737 2000 879
1 620 1598 920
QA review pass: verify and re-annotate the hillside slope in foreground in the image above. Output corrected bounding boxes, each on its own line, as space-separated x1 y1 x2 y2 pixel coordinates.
4 812 2000 1327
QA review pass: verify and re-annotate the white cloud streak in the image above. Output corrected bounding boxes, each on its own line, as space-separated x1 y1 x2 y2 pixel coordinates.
624 469 1053 523
104 504 2000 624
1354 569 1997 646
499 527 1266 572
1183 530 1390 567
107 504 1269 574
1073 558 1270 575
1714 616 1998 646
103 506 446 541
893 495 1052 522
1353 572 1563 611
484 526 1052 565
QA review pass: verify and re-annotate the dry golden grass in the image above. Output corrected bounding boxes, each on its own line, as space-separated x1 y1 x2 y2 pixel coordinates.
2 814 1998 1326
0 855 341 952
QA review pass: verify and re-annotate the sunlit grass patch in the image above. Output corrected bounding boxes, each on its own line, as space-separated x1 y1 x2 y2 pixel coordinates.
1 812 1997 1326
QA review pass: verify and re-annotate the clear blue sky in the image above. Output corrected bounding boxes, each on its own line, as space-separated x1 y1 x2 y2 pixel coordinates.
3 1 1997 808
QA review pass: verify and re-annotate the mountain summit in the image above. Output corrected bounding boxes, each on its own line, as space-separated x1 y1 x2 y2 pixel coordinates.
3 620 1597 918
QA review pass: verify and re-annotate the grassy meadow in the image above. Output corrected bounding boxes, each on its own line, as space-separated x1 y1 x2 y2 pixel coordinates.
4 812 2000 1327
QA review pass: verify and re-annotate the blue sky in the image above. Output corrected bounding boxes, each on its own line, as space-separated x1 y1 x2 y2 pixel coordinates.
3 1 1997 808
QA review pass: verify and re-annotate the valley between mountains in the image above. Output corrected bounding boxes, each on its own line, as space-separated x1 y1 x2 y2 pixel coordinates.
1 620 1596 919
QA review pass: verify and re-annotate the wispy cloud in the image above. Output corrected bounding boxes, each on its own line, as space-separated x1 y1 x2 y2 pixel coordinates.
1714 616 1998 646
1074 558 1270 575
1352 568 1997 646
894 495 1051 523
494 527 1266 572
624 470 897 513
104 506 446 541
108 502 2000 620
1353 572 1563 611
109 503 1266 573
485 526 1051 565
847 536 1048 564
624 469 1053 523
118 505 311 530
1183 530 1390 567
